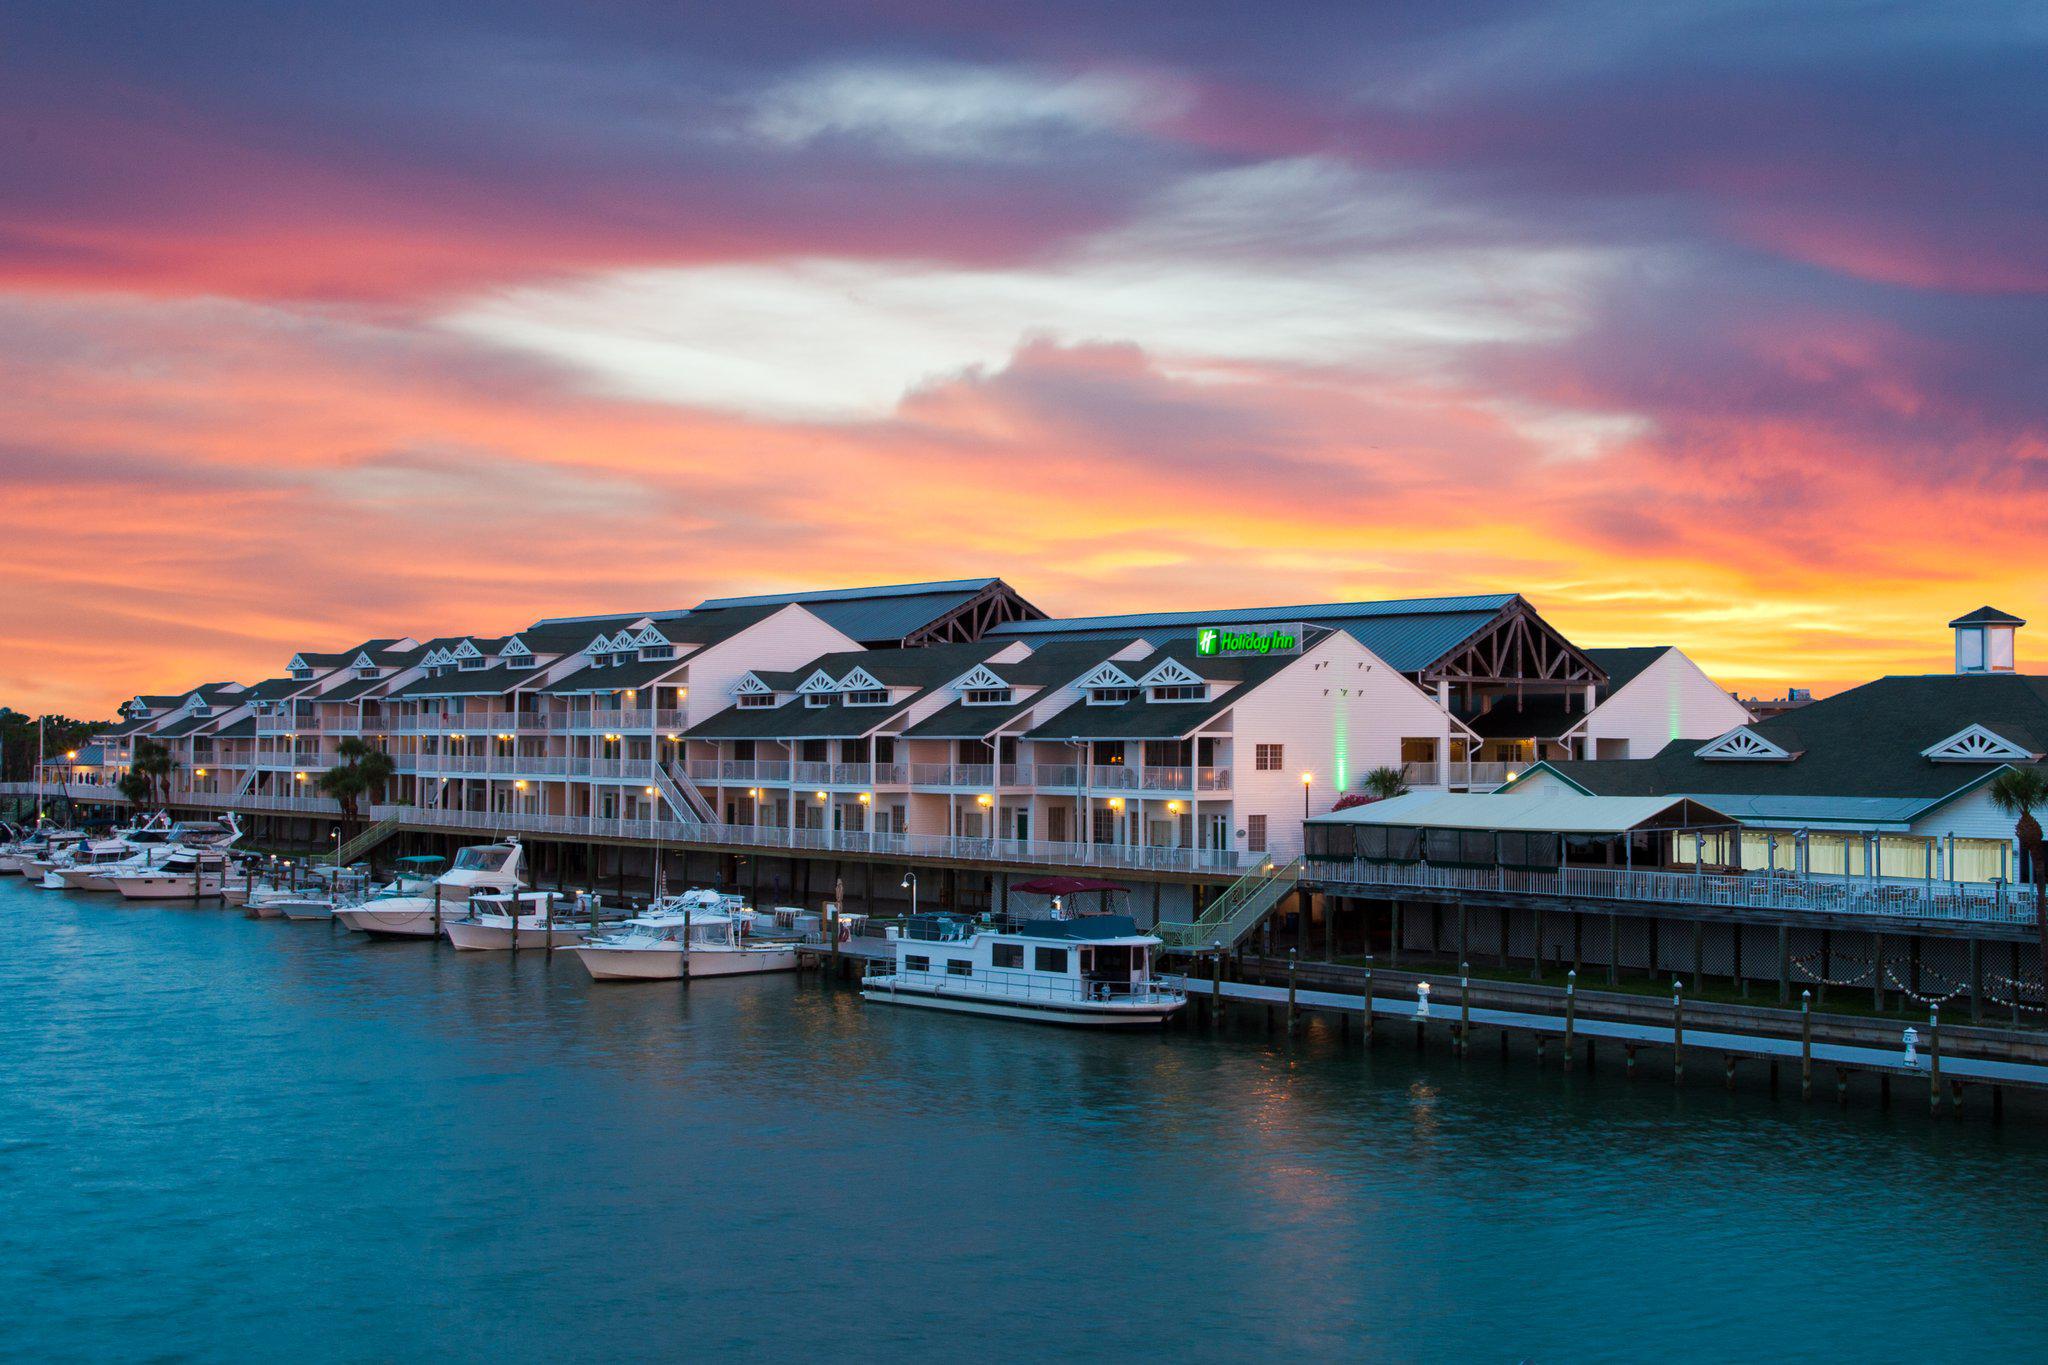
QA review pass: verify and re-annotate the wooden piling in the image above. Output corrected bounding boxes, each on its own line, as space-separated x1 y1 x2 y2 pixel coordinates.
1563 969 1577 1073
1361 955 1374 1045
1929 1008 1942 1116
1725 1054 1736 1091
1835 1067 1849 1107
1458 961 1471 1058
1625 1043 1637 1079
1286 948 1299 1035
1671 981 1685 1086
1800 990 1813 1101
1210 944 1224 1024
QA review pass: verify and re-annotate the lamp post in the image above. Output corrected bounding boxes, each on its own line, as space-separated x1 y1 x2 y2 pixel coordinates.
901 871 918 919
1301 771 1313 819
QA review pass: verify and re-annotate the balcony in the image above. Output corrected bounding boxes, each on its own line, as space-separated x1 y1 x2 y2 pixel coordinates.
687 759 793 786
909 763 997 789
1400 761 1521 791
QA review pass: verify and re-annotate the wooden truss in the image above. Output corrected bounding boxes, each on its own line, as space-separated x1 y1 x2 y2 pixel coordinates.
1423 597 1607 706
903 579 1049 646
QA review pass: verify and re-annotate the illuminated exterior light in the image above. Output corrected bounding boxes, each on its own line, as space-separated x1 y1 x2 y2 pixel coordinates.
295 772 307 782
976 794 993 808
1301 772 1314 786
1167 800 1182 814
1108 797 1124 811
514 780 528 791
746 787 760 798
644 786 655 796
815 791 828 801
858 792 872 805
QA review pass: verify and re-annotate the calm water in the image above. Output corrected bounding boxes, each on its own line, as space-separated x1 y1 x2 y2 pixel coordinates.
4 876 2046 1363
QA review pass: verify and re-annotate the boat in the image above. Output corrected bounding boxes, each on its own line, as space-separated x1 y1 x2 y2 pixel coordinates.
68 816 243 893
861 913 1186 1027
571 890 797 981
442 890 592 950
334 845 521 939
52 839 172 890
103 847 235 901
3 826 88 875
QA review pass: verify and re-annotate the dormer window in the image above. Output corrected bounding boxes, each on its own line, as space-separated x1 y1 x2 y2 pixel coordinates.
290 667 315 681
738 693 776 709
506 655 536 670
1088 687 1138 705
458 655 486 671
963 687 1013 706
1150 684 1204 702
640 646 675 661
356 666 380 680
805 693 832 708
842 688 889 706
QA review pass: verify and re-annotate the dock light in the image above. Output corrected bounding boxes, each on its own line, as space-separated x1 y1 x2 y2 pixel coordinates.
1417 982 1432 1018
1903 1026 1920 1065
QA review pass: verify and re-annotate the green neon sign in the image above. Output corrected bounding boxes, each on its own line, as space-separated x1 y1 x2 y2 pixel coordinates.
1196 627 1299 657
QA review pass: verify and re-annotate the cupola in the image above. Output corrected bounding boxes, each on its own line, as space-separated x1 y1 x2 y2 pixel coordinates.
1949 606 2024 675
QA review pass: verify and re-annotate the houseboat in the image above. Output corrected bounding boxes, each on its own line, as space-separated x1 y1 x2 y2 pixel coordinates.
861 914 1185 1027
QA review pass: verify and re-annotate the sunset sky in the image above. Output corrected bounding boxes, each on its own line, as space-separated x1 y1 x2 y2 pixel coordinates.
4 2 2044 716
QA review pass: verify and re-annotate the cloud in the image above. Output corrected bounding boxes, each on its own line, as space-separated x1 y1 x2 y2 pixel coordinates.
745 61 1182 159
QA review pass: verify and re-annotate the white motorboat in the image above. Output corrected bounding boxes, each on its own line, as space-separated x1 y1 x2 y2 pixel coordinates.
7 827 88 876
861 914 1186 1027
335 843 523 939
51 838 173 890
104 847 235 901
442 891 593 950
572 891 797 981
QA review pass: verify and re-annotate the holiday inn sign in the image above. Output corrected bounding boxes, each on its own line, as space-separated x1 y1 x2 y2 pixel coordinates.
1196 626 1302 657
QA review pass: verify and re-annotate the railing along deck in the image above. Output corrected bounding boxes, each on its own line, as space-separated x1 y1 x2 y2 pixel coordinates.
1313 857 2042 925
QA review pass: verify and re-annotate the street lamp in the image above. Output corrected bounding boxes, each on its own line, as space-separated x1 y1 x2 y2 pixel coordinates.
901 871 918 917
1301 771 1313 818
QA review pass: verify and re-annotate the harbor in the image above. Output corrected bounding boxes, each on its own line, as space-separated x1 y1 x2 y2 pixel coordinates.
7 870 2048 1362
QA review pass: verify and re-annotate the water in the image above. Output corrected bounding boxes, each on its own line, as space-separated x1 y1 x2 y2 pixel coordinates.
3 876 2044 1364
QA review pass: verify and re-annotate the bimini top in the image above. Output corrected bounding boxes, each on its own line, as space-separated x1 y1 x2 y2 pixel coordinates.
1013 914 1146 940
1311 791 1736 835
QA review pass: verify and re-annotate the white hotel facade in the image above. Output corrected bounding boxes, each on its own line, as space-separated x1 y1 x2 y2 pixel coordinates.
62 579 1751 872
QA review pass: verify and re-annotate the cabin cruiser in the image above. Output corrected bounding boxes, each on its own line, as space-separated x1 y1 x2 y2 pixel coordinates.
103 846 235 901
2 826 88 875
335 843 523 939
571 890 797 981
60 816 241 892
42 839 156 890
442 890 595 950
861 914 1185 1027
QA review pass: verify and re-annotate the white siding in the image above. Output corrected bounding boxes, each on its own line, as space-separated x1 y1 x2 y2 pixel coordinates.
1910 779 2027 842
1227 633 1460 859
1581 649 1752 759
680 605 860 728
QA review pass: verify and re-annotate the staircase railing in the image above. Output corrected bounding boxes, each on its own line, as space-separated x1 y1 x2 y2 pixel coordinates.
655 762 713 825
330 810 405 865
1153 856 1303 952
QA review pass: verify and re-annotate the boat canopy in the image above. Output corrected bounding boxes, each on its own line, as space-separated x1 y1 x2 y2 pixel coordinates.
1013 914 1145 941
1012 876 1126 896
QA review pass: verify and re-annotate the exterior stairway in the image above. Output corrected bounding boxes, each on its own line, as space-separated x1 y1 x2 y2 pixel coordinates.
654 762 714 826
1152 856 1303 953
329 811 404 865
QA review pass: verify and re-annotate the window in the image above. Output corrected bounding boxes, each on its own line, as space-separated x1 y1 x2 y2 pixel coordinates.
873 736 896 763
1255 744 1284 771
507 655 536 670
1088 687 1137 705
842 689 888 706
738 693 774 708
1247 814 1268 851
804 694 831 708
1150 684 1203 702
992 943 1023 969
458 655 486 671
963 687 1013 706
356 666 379 680
947 959 972 977
290 668 315 680
1034 947 1069 973
904 954 929 973
640 645 674 660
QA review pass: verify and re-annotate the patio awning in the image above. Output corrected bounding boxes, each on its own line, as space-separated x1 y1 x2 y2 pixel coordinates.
1012 876 1127 895
1309 791 1737 835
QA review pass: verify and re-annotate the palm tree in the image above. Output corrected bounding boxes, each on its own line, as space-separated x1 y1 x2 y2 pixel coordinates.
1989 767 2048 999
320 739 396 828
120 739 178 810
1362 765 1410 801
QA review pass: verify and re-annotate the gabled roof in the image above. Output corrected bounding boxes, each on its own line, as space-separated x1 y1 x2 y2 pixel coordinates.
543 656 689 695
684 696 917 741
987 593 1519 673
238 677 308 703
1525 673 2048 814
393 664 532 698
1586 646 1671 697
692 579 1042 647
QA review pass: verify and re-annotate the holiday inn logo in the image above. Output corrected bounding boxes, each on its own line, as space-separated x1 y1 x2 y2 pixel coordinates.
1196 626 1300 657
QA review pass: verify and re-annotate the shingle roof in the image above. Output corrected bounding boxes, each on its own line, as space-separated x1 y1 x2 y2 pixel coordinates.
1586 647 1672 697
1949 606 2026 628
317 675 388 702
693 580 1012 646
1530 673 2048 813
215 717 256 738
544 656 689 695
684 697 917 740
393 665 532 698
239 677 308 702
987 593 1519 673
